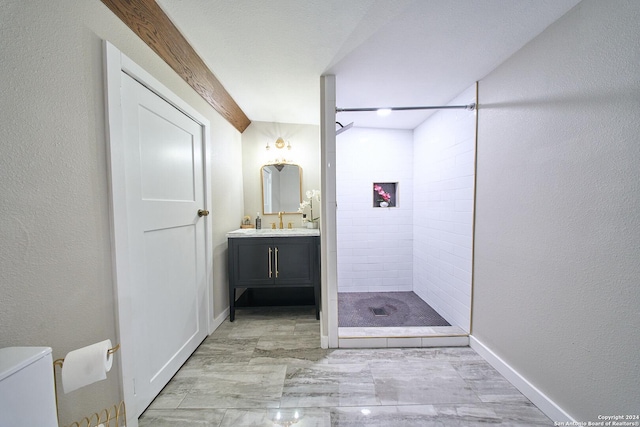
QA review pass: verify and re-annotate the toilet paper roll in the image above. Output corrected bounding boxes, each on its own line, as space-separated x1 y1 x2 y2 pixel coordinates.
61 339 113 394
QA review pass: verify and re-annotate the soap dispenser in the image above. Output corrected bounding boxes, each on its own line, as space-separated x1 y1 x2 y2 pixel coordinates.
256 212 261 229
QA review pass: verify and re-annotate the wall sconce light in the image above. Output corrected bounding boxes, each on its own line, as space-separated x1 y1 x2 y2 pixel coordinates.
265 137 293 164
266 137 292 151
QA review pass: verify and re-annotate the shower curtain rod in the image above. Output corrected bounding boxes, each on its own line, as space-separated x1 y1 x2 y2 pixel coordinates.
336 102 476 113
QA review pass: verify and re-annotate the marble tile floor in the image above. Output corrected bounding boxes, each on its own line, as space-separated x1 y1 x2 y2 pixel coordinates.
139 306 553 426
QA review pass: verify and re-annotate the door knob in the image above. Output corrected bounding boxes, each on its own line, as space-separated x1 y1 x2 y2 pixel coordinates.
198 209 209 217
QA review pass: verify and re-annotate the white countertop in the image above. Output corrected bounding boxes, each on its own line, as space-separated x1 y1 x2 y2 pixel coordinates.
226 228 320 238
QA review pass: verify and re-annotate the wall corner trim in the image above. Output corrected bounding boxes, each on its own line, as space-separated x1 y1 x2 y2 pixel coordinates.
320 334 329 349
210 307 230 335
469 335 575 423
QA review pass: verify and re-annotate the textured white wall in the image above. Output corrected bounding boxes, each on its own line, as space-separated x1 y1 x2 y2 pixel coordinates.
474 0 640 420
0 0 243 423
241 121 320 228
209 115 244 319
413 86 476 331
336 128 414 292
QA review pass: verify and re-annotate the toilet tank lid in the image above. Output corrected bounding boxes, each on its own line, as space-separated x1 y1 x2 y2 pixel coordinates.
0 347 53 381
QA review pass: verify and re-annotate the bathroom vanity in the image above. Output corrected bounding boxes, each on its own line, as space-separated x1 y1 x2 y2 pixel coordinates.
227 228 320 321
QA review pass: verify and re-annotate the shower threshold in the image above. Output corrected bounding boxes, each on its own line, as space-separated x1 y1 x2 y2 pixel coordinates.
339 325 467 338
337 325 469 348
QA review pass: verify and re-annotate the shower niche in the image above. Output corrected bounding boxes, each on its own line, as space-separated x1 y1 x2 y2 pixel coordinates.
373 182 397 207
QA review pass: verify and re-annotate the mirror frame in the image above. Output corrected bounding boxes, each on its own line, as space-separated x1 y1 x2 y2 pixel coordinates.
261 163 303 215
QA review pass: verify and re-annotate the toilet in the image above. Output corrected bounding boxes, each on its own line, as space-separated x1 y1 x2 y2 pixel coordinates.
0 347 59 426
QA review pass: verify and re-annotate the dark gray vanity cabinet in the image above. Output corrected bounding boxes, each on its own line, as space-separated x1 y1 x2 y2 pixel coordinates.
228 236 320 321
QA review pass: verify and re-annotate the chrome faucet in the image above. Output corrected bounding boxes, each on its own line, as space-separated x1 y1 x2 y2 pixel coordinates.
278 211 284 229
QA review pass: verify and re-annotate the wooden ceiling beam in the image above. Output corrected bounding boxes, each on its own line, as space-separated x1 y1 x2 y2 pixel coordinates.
101 0 251 133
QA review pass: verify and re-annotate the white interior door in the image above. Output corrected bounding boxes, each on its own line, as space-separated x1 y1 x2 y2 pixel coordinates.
120 72 208 415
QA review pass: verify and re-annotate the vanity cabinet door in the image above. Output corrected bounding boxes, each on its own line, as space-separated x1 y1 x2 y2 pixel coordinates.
272 238 314 285
233 239 273 285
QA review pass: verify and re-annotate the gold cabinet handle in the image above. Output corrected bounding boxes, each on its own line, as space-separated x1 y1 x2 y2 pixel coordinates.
275 247 279 278
198 209 209 217
268 247 272 278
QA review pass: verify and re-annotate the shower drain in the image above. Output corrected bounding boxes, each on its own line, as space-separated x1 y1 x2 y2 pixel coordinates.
370 307 389 316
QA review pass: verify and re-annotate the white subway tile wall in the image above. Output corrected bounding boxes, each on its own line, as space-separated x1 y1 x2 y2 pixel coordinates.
413 85 476 332
336 128 414 293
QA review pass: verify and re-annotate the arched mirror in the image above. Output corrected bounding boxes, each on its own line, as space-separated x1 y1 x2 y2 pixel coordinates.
261 163 302 214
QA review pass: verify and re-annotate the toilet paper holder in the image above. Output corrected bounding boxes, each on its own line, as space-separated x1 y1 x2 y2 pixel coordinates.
53 343 120 368
53 343 126 427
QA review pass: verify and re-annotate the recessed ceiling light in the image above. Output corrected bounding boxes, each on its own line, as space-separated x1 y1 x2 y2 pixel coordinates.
376 108 392 116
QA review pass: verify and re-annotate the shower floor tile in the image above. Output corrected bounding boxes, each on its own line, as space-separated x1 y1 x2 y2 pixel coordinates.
338 291 451 327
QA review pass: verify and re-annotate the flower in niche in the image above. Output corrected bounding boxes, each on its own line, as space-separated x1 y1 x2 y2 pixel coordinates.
374 184 391 203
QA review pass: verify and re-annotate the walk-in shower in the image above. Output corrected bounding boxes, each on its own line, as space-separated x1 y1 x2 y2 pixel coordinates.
334 86 477 340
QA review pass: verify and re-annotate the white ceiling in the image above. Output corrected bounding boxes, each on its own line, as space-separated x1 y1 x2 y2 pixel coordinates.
157 0 581 130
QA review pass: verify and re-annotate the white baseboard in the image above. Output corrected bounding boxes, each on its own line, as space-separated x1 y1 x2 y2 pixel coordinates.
469 335 574 423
